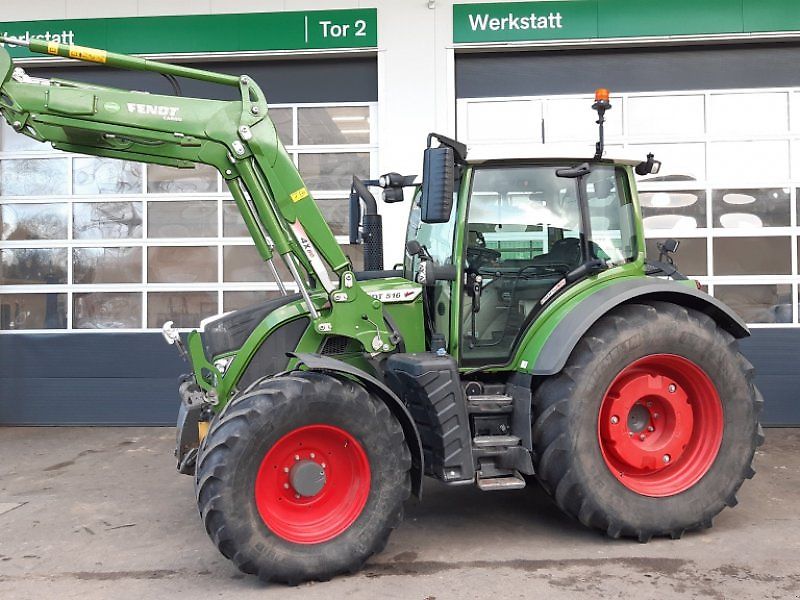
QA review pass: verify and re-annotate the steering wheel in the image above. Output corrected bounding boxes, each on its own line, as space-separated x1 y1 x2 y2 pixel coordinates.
467 245 501 268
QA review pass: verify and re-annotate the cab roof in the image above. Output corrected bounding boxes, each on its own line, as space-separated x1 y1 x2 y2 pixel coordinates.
465 144 642 167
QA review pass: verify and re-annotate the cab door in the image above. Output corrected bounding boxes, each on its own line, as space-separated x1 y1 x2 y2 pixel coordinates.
458 163 637 367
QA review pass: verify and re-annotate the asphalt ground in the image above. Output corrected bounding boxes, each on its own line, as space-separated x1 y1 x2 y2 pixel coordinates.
0 427 798 599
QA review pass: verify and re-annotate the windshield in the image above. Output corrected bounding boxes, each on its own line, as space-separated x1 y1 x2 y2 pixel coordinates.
404 188 457 276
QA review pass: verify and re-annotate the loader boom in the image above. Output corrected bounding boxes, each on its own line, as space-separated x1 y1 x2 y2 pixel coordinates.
0 37 395 353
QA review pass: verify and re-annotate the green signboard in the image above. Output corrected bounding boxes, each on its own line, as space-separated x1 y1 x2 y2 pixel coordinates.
454 0 800 44
0 9 377 59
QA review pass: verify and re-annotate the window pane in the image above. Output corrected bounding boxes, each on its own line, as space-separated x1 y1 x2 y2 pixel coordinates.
545 97 621 141
223 290 283 312
714 284 792 324
713 237 791 276
148 200 218 238
713 188 790 229
645 237 707 276
73 202 142 239
0 158 68 196
467 100 542 142
73 292 142 329
709 92 789 136
147 163 218 194
1 293 67 329
1 203 68 240
317 199 348 236
298 106 370 145
73 247 142 284
0 248 67 284
640 190 706 229
708 141 789 183
73 158 142 195
223 245 289 282
222 199 250 237
298 153 369 191
147 246 217 283
270 107 293 144
0 121 46 152
147 291 217 328
627 95 704 138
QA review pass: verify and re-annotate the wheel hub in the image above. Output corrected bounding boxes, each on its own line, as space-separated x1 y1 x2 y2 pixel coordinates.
598 354 723 497
289 459 327 497
254 424 371 544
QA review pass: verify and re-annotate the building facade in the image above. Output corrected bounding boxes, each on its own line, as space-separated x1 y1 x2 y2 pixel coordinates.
1 0 799 425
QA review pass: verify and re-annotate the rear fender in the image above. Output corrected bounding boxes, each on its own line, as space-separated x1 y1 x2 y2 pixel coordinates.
291 353 425 498
522 278 749 376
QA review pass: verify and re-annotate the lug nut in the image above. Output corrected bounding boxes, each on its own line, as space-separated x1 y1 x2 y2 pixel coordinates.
647 426 654 432
653 413 659 419
639 434 646 441
310 452 316 459
294 454 300 461
646 401 653 408
283 483 289 489
610 415 619 424
283 467 289 473
294 493 300 499
663 454 671 463
668 384 677 393
628 432 633 437
321 462 327 469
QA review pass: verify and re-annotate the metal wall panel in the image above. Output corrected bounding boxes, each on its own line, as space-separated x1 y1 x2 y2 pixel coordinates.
456 43 800 98
33 56 378 103
0 329 795 426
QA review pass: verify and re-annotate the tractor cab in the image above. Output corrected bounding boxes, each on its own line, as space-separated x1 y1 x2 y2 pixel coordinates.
405 157 642 366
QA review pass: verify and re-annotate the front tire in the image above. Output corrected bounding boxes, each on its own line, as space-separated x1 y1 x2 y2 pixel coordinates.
195 371 411 583
532 301 764 541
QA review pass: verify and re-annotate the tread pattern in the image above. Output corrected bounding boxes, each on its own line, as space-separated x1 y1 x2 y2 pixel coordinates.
532 301 764 542
195 371 411 584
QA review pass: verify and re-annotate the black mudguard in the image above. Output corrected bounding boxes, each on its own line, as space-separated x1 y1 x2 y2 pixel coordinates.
291 353 425 498
532 278 749 376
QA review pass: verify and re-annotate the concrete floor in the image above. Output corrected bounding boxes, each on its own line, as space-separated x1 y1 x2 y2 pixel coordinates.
0 428 798 600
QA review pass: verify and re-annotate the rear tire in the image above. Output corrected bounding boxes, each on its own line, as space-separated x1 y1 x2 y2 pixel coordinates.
195 371 411 583
532 301 763 541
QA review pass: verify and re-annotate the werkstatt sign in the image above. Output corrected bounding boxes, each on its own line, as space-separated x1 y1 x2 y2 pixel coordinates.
0 9 377 58
454 0 800 44
454 1 596 43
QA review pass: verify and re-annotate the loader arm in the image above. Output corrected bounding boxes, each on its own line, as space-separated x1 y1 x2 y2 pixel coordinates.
0 37 395 354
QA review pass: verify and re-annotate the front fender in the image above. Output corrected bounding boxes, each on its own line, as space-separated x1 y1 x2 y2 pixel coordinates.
291 353 425 499
522 278 749 376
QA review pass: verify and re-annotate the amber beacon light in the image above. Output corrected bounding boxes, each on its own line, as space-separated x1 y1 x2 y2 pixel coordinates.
592 88 611 159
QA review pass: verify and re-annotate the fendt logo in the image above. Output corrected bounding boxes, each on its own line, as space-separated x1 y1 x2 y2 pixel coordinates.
126 103 182 122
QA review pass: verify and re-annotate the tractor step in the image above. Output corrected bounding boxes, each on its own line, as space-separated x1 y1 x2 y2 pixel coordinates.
467 394 513 414
473 434 520 448
476 469 526 491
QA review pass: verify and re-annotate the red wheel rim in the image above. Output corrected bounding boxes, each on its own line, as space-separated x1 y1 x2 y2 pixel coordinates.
254 424 370 544
597 354 723 497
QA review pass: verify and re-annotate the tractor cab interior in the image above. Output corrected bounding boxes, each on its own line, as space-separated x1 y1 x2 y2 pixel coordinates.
460 162 637 366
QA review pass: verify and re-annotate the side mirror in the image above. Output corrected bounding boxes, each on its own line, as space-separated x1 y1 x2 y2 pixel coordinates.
421 146 454 223
635 152 662 176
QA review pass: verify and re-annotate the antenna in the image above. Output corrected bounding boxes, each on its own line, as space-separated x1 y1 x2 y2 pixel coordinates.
592 88 611 160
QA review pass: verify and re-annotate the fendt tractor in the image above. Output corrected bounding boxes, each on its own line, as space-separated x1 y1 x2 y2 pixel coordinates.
0 38 763 584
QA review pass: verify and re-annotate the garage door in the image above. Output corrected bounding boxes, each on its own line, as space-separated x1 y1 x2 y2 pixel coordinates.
0 56 378 425
456 44 800 426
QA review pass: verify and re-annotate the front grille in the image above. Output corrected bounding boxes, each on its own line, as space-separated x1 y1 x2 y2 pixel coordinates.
237 317 310 390
320 335 351 355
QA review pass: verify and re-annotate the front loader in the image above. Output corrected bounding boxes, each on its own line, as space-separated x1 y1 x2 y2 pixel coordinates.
0 39 763 584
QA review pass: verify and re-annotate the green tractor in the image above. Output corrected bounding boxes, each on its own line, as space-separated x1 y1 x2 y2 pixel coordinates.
0 40 763 584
